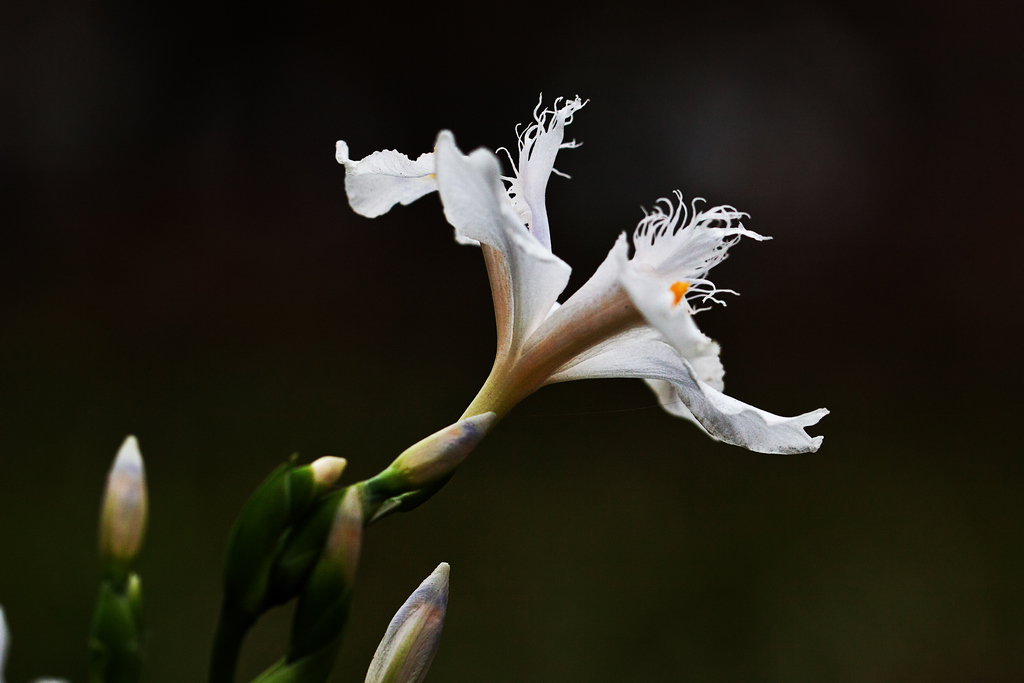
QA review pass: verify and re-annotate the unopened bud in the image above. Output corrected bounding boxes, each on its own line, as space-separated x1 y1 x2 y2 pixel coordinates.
310 456 347 491
287 486 364 663
321 486 363 585
388 414 496 490
99 436 148 569
365 562 449 683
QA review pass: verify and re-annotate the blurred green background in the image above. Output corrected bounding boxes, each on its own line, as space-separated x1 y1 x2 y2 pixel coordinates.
1 0 1021 681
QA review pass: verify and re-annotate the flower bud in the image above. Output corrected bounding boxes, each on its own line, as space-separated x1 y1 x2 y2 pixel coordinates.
365 563 449 683
310 456 347 492
286 486 365 664
387 413 496 490
99 436 148 569
321 486 363 585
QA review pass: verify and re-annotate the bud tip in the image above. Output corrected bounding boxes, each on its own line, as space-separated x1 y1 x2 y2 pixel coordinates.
114 435 143 475
365 562 451 683
100 435 148 566
310 456 347 488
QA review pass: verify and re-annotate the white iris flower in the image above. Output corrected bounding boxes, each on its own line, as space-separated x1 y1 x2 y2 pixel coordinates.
337 96 826 454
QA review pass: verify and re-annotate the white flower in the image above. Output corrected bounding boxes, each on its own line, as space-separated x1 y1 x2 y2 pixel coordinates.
337 96 827 454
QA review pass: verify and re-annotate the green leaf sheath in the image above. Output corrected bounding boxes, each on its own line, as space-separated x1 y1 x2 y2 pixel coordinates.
89 575 144 683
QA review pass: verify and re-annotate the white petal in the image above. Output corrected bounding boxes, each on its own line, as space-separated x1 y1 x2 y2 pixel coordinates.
644 378 706 425
504 96 586 250
632 193 767 306
618 257 721 361
549 328 826 454
518 233 647 371
0 605 8 682
603 246 727 391
685 373 828 454
435 131 571 352
336 140 437 218
547 325 668 383
643 345 725 428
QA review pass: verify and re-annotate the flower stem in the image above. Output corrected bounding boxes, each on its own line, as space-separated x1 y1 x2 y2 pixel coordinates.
208 602 254 683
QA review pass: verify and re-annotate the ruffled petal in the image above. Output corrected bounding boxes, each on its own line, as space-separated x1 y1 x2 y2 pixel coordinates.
336 141 437 218
632 192 767 310
435 131 571 354
615 245 728 393
504 96 586 250
618 255 722 361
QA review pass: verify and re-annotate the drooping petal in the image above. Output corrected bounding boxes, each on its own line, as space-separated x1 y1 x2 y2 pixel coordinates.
542 317 706 436
551 333 825 454
643 378 706 426
504 96 586 250
435 131 571 354
336 141 437 218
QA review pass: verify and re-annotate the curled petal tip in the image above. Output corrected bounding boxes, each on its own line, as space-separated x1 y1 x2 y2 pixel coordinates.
797 407 830 428
336 140 351 164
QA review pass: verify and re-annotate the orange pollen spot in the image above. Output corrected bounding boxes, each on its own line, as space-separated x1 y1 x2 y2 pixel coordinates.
670 281 690 306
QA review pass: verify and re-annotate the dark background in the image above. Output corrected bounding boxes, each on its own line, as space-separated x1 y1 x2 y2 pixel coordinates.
1 0 1022 681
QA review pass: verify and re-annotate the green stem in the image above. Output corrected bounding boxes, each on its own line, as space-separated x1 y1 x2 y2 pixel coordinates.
209 603 255 683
